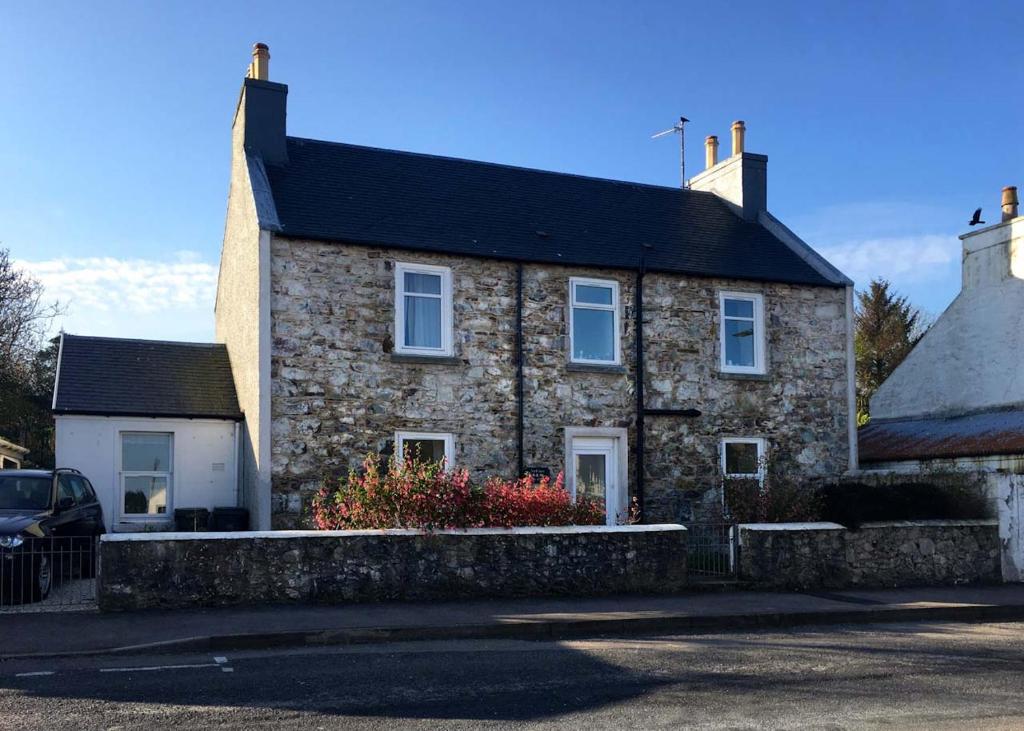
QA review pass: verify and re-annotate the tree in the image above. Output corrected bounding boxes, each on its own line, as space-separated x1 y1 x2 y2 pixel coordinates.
0 248 61 466
855 278 928 424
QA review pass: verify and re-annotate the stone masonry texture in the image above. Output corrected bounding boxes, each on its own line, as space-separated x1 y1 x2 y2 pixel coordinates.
738 520 1001 590
97 527 689 611
269 238 850 528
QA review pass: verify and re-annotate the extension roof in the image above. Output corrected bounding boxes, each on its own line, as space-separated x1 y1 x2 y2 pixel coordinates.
858 408 1024 463
53 335 242 420
262 137 843 287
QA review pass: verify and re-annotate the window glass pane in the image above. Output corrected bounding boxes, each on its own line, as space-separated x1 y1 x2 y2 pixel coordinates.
572 308 615 361
57 475 76 505
403 439 447 463
123 476 168 515
575 284 613 305
122 433 171 471
404 271 442 295
70 476 90 503
576 454 607 508
725 443 760 475
724 318 755 367
0 476 51 511
724 298 754 318
404 295 442 348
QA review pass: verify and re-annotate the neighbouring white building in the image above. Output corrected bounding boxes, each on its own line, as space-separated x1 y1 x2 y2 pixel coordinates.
858 184 1024 581
53 335 242 532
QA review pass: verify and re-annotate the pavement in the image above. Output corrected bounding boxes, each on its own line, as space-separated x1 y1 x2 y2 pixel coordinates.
4 584 1024 659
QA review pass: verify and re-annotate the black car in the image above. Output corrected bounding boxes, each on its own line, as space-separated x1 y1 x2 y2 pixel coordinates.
0 468 105 603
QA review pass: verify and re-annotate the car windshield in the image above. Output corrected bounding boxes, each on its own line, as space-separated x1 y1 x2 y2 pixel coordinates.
0 476 51 511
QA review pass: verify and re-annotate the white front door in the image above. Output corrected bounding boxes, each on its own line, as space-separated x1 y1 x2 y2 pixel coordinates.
569 436 622 526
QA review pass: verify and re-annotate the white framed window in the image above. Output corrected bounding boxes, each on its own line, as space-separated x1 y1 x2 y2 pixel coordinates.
719 291 766 374
119 432 173 520
721 437 767 479
569 277 621 365
394 262 453 357
395 431 455 466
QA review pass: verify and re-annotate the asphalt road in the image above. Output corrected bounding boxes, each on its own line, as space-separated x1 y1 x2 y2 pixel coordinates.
1 620 1023 729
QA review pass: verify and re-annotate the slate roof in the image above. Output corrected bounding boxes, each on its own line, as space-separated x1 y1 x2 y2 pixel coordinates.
858 409 1024 463
263 137 842 287
53 335 242 420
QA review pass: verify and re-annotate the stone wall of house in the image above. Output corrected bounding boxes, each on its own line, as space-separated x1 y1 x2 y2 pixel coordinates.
642 275 849 522
97 525 689 611
738 520 1001 589
269 238 850 528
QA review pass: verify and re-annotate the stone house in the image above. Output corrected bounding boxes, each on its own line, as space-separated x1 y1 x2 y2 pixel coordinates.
216 45 855 529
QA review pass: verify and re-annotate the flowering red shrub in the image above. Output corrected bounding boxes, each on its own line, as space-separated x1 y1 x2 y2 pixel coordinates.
310 454 605 530
476 473 605 528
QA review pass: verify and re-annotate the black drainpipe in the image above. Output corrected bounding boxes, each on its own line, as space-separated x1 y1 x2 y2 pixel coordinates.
635 245 651 521
516 263 525 478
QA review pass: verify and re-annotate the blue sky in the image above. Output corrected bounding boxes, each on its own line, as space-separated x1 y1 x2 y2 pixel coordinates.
3 0 1021 341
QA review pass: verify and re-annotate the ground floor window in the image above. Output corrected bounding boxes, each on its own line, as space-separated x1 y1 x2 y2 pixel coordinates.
564 428 628 526
395 431 454 466
120 432 173 518
721 437 766 479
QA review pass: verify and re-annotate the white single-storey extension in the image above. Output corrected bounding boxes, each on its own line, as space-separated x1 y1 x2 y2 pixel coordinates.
52 334 244 532
0 437 29 469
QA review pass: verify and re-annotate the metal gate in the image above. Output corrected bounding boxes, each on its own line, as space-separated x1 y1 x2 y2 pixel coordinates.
684 522 739 579
0 536 98 613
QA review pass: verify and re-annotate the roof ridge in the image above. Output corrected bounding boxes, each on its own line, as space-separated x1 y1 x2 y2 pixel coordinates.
283 136 719 197
62 334 226 349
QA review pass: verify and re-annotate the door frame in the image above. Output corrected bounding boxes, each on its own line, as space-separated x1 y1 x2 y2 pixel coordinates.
564 427 629 526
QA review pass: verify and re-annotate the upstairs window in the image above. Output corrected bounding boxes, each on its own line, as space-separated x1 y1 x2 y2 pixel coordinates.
394 263 453 357
569 278 621 365
719 292 766 374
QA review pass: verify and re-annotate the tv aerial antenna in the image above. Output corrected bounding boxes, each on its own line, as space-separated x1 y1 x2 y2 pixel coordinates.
651 116 690 189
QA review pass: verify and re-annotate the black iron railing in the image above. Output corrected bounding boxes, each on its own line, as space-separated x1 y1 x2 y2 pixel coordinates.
0 535 98 612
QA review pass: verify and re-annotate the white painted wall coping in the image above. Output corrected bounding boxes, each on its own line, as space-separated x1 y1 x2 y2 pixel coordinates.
738 522 846 531
101 524 687 542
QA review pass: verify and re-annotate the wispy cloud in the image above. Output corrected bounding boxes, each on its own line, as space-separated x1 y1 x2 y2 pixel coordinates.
16 252 217 342
818 234 957 284
787 200 962 311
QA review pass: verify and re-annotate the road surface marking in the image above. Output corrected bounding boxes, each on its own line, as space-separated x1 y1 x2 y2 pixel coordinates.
99 663 218 673
214 655 233 672
15 671 54 678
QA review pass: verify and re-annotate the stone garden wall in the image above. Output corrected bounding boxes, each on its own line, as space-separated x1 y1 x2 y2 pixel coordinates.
738 520 1001 590
97 524 688 611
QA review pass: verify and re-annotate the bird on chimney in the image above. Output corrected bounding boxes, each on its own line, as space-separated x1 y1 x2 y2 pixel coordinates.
968 208 986 226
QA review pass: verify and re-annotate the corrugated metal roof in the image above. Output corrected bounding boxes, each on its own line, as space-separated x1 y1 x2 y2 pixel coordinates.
858 409 1024 463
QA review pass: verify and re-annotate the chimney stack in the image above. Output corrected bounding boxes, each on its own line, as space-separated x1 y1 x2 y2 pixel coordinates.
705 135 719 169
233 42 288 166
248 42 270 81
1003 186 1019 222
689 121 767 221
731 120 745 156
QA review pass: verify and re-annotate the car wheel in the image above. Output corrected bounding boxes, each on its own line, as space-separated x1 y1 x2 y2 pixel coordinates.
22 552 52 603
